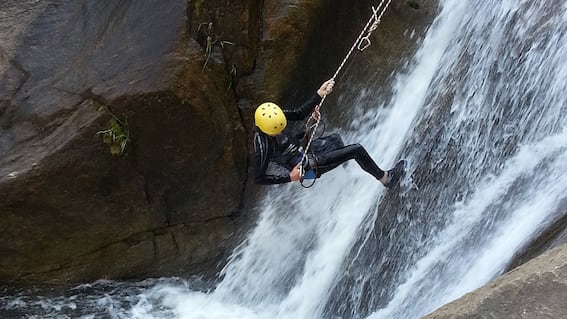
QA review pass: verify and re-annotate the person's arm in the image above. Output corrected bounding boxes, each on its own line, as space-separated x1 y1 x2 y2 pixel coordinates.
253 132 292 185
284 79 335 121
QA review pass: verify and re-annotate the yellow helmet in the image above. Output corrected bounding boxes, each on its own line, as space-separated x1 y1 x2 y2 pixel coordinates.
254 102 287 135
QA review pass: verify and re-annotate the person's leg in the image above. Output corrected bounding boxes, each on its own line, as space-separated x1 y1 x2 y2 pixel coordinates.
313 143 386 181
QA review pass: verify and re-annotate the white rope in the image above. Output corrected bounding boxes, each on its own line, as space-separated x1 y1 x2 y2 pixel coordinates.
299 0 393 185
332 0 392 80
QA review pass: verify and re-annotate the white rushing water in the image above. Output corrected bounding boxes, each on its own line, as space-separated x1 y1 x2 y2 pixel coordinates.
3 0 567 318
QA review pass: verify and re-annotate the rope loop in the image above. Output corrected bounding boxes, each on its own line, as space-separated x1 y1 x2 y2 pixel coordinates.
357 5 381 51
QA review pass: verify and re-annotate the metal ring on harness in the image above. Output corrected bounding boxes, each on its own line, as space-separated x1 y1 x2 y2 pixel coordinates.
299 154 318 188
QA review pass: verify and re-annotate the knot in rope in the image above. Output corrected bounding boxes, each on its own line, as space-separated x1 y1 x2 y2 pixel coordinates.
357 6 381 51
357 0 393 51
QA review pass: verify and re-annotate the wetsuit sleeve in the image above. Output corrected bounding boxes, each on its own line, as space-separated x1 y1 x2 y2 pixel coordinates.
283 93 322 121
253 132 292 185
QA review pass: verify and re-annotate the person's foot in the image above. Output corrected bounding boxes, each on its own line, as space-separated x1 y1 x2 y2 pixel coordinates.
383 160 406 188
379 172 389 185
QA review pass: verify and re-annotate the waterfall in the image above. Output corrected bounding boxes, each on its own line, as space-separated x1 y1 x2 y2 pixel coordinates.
2 0 567 318
324 0 567 318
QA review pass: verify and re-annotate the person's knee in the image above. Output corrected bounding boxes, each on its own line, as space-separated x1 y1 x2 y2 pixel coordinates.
350 143 364 152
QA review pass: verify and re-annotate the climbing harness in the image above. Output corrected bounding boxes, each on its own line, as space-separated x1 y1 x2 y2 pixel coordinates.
298 0 392 188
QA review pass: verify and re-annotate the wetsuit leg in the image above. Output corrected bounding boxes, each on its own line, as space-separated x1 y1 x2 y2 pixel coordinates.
314 143 385 180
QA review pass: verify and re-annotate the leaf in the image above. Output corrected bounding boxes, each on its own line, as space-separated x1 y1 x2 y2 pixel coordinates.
110 144 121 156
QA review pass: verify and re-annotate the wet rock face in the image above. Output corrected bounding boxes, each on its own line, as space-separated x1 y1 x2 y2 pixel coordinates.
0 0 247 283
423 242 567 319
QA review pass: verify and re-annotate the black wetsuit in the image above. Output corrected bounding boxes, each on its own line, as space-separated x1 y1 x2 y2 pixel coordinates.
253 93 385 185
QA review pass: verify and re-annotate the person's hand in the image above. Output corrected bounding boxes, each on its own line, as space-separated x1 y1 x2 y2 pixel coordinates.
290 163 301 182
317 79 335 97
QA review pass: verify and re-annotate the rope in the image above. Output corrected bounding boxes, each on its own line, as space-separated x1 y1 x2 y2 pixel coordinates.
299 0 392 186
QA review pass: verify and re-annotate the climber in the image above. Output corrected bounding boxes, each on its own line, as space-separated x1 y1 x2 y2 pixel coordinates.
252 78 405 187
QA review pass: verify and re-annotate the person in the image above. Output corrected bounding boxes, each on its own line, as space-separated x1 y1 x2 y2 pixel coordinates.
252 79 404 187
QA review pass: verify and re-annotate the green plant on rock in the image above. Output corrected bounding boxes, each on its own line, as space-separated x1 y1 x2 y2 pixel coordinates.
198 22 235 71
97 115 130 156
192 0 204 16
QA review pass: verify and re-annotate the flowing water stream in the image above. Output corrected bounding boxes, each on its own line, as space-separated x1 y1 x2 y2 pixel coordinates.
2 0 567 318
